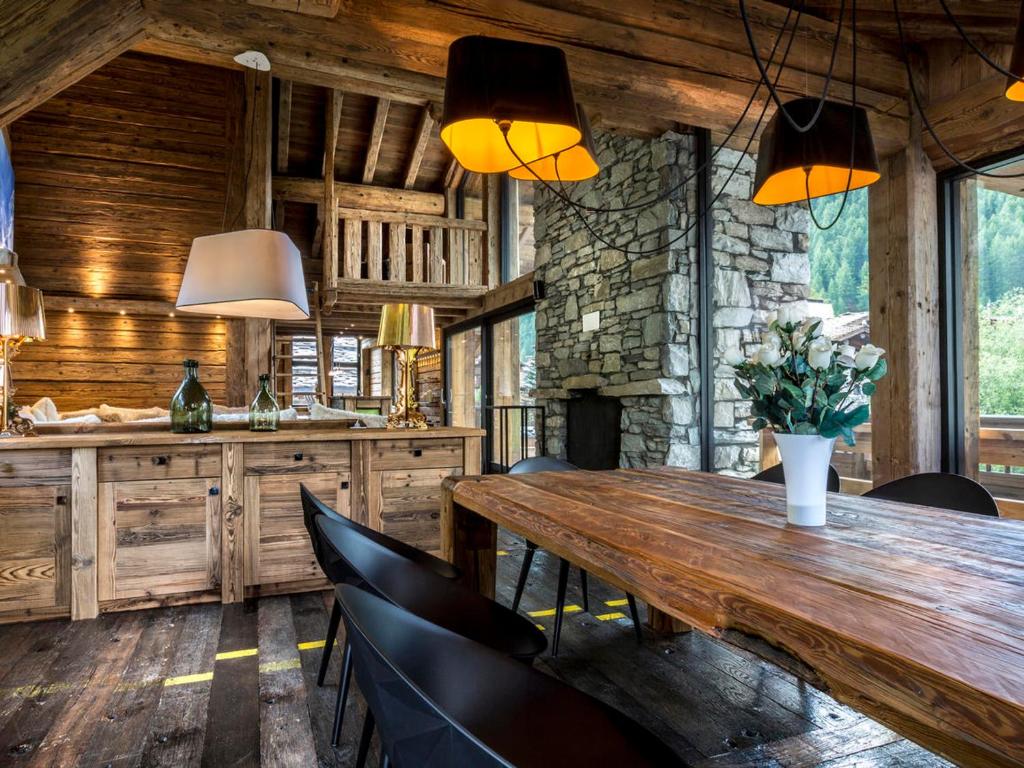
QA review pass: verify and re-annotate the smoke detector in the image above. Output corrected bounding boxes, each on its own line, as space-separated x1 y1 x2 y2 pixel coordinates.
233 50 271 72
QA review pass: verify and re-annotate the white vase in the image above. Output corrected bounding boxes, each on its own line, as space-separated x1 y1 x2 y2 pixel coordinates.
772 432 837 526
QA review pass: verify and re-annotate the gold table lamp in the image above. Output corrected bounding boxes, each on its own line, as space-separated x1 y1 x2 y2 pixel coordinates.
0 249 46 438
376 303 436 429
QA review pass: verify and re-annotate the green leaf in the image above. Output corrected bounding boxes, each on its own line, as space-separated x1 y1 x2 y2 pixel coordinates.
792 421 818 435
751 417 768 431
781 381 803 400
754 373 776 397
862 381 876 396
866 358 888 382
827 391 845 406
841 403 870 428
840 426 856 447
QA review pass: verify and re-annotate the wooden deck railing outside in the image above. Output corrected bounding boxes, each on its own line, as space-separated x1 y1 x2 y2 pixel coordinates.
759 417 1024 518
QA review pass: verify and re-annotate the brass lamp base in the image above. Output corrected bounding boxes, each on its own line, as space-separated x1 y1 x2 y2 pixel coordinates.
385 346 429 430
1 337 38 438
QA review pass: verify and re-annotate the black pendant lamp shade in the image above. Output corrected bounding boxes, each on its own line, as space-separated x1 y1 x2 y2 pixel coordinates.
440 35 582 174
1006 1 1024 101
752 97 880 206
508 103 599 181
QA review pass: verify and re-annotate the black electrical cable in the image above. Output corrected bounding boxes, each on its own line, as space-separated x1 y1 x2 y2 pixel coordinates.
894 0 1024 178
806 0 858 231
738 0 846 133
505 4 805 256
506 1 804 217
937 0 1020 84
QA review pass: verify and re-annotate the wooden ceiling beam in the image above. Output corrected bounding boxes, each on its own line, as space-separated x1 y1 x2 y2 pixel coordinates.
362 98 391 184
140 0 910 153
403 107 434 189
0 0 151 128
274 176 445 215
322 278 486 312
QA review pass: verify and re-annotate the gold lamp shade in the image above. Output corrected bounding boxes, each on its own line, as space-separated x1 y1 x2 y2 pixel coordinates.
440 35 582 174
0 250 45 341
376 303 436 350
508 104 599 182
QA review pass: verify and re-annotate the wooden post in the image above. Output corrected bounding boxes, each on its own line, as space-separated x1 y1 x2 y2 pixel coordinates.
961 178 980 480
484 174 502 288
323 89 342 290
70 447 98 620
868 116 941 485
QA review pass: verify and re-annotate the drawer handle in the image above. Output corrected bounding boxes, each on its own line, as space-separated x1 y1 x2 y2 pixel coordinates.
412 449 423 458
209 486 220 496
340 481 350 490
152 455 169 466
56 495 68 506
294 452 304 461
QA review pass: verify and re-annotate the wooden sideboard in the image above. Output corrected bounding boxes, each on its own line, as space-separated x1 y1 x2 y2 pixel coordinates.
0 426 483 623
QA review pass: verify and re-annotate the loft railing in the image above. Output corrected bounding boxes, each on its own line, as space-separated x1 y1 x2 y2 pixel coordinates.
336 209 487 286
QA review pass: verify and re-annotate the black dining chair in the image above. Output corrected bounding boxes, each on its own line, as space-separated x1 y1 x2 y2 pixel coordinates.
299 485 461 744
335 584 687 768
862 472 1000 516
508 456 642 655
315 514 547 764
753 462 843 493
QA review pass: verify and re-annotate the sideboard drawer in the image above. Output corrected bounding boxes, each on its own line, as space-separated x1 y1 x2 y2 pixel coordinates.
97 445 221 483
244 441 351 475
369 439 464 470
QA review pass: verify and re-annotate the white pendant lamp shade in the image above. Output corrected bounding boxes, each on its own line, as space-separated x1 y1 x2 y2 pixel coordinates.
176 230 309 321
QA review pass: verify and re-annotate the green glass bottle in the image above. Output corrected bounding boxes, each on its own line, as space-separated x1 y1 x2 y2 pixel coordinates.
249 373 280 432
170 359 212 433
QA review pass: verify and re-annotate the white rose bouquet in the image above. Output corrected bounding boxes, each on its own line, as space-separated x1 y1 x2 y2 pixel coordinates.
723 304 886 446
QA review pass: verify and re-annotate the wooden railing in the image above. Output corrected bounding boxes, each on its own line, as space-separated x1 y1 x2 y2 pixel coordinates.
336 209 487 286
758 418 1024 518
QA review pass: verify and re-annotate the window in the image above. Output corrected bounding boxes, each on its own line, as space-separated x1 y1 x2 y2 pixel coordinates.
944 156 1024 507
503 179 536 281
447 326 482 428
289 335 318 408
489 311 538 469
806 187 873 490
330 335 359 396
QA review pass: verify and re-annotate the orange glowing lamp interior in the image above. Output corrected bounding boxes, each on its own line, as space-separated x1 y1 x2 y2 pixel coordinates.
440 118 581 174
753 165 881 206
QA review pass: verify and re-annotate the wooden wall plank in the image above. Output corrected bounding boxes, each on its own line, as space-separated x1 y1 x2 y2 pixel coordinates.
343 219 362 279
71 447 98 620
410 225 424 283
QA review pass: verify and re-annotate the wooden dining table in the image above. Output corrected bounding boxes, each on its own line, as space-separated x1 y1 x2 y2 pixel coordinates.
440 467 1024 768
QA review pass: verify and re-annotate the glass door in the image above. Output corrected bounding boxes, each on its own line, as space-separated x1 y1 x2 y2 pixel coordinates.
447 326 482 428
489 311 538 471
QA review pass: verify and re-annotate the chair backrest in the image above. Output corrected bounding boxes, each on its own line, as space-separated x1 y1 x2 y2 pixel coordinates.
300 484 460 580
753 462 842 493
508 456 579 475
862 472 1000 517
316 515 545 660
337 585 683 768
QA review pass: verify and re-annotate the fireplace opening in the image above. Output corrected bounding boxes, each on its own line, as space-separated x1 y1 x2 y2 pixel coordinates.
566 390 622 470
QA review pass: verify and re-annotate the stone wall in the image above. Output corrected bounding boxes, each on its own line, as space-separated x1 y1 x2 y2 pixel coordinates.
531 132 810 473
532 131 701 468
710 149 811 476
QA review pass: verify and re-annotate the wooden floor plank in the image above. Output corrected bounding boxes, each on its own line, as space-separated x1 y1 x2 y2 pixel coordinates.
25 613 145 767
200 601 260 768
0 528 954 768
75 607 187 767
288 591 347 768
0 615 115 762
257 596 318 768
140 603 222 767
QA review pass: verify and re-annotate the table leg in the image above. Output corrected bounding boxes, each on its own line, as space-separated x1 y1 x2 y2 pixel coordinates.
441 479 497 598
646 604 693 635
